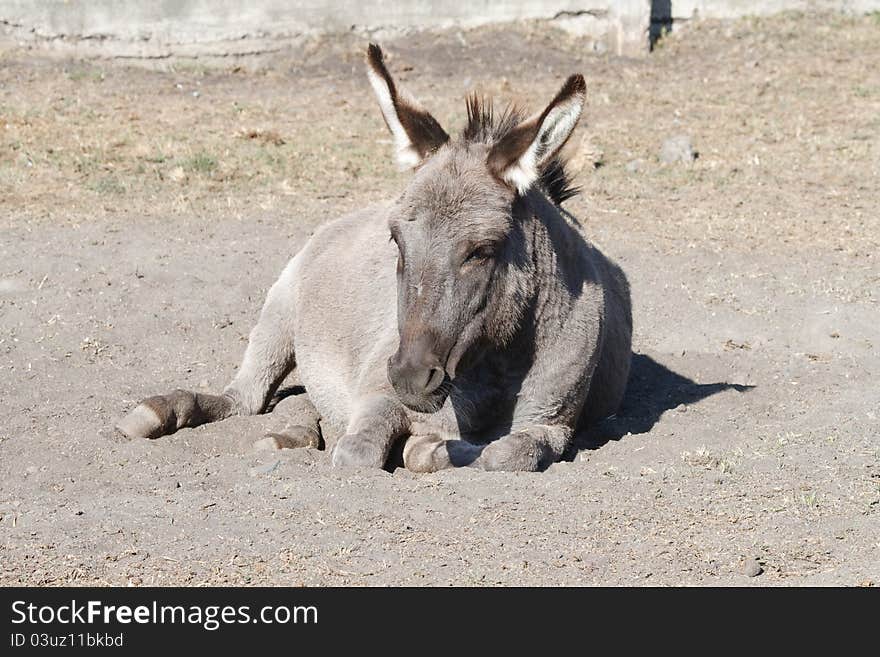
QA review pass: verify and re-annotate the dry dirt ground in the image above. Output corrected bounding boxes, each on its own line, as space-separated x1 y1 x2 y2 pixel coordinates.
1 13 878 586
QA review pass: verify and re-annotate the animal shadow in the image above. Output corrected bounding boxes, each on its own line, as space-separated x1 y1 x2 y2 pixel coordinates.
650 0 673 50
267 384 307 410
569 353 753 456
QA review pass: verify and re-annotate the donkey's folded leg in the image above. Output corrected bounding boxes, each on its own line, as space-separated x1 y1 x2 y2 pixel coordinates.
402 425 570 473
331 394 409 469
117 389 236 440
256 427 322 451
474 424 572 472
255 393 323 451
402 434 484 473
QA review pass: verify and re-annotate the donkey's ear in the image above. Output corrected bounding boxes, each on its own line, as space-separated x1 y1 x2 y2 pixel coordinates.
488 75 586 194
366 44 449 169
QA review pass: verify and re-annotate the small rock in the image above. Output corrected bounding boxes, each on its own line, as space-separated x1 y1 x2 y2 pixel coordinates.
739 559 763 577
659 134 696 164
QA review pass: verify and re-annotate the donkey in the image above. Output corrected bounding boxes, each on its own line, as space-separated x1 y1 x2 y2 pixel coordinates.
117 44 632 472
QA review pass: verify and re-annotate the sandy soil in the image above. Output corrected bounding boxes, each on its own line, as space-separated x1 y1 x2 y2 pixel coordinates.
1 13 878 586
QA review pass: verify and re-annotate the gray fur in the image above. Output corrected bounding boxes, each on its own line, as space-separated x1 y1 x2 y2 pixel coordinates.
117 45 632 473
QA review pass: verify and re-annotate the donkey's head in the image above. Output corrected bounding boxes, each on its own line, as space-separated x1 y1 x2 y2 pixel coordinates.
367 44 586 413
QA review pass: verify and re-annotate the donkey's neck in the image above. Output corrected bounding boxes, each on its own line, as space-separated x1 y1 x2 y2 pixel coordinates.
511 192 587 344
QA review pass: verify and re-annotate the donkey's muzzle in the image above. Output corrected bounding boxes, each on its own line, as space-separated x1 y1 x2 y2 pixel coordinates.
387 350 448 413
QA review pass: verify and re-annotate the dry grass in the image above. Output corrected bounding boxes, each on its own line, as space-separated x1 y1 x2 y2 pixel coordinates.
1 12 879 261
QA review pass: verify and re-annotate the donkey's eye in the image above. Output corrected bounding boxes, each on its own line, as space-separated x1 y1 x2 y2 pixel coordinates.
463 245 495 266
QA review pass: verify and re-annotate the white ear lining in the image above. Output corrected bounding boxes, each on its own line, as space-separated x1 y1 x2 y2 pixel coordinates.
366 67 422 170
500 96 584 194
536 100 583 163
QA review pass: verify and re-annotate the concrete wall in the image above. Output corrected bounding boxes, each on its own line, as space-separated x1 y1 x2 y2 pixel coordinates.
2 0 879 60
0 0 650 57
672 0 880 20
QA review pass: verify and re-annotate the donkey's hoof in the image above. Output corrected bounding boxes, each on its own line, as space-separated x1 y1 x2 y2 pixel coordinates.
331 433 385 469
478 432 545 472
254 426 322 452
402 434 449 473
116 401 171 440
404 435 484 472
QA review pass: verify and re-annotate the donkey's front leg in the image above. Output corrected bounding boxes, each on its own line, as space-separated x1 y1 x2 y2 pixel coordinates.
331 394 409 469
403 424 572 473
475 424 572 472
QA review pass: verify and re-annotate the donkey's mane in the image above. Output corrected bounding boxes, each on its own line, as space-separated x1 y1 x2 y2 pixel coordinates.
462 94 580 206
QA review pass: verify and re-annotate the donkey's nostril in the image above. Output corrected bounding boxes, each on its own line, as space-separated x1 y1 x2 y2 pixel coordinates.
388 353 445 397
424 366 445 394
